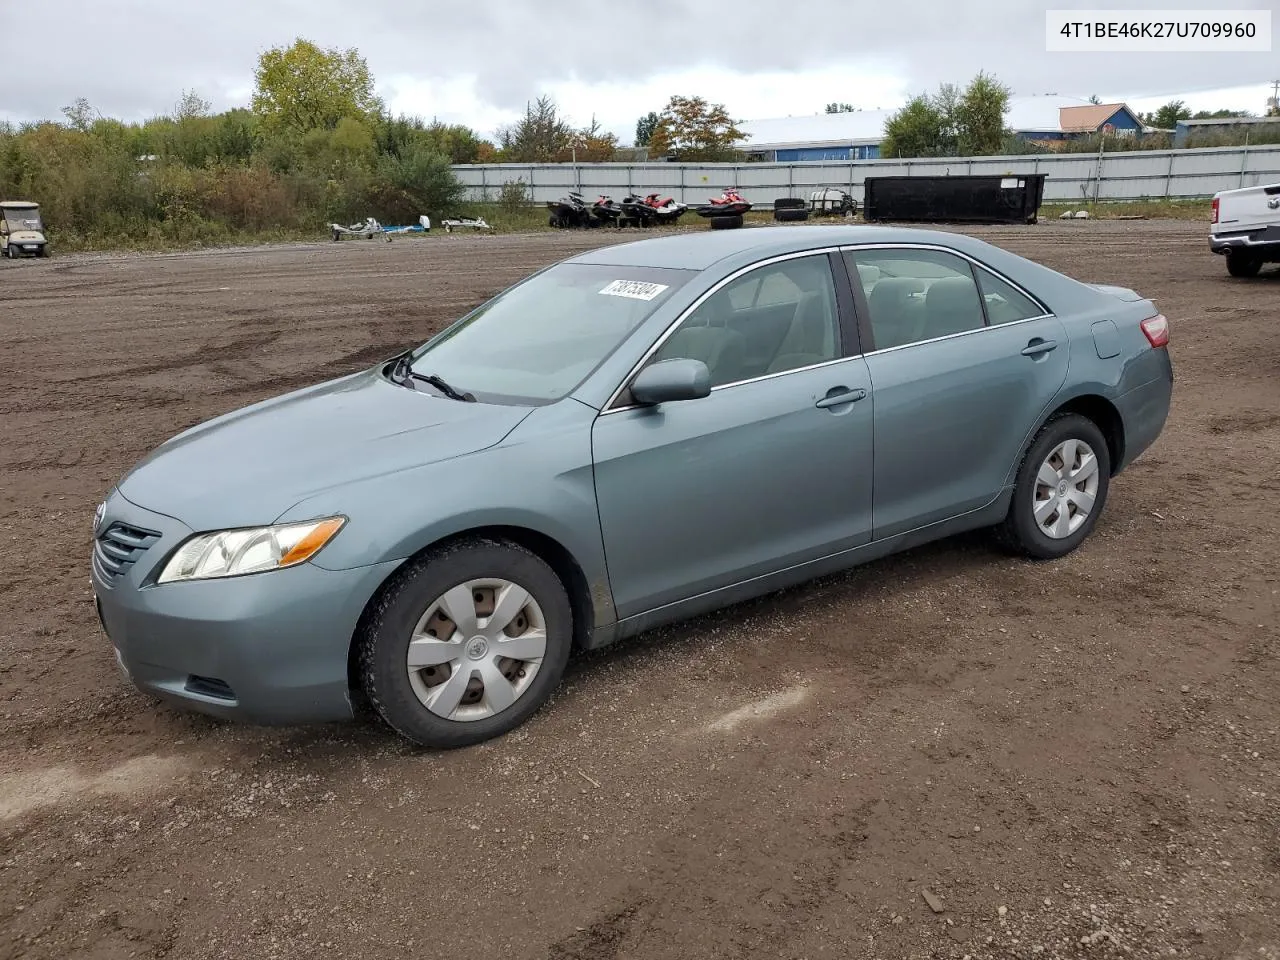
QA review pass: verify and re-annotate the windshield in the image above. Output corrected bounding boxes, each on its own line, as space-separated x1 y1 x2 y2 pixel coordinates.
405 262 695 404
3 209 42 232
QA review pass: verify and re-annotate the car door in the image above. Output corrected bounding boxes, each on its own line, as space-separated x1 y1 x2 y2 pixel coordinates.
845 244 1070 541
591 250 875 621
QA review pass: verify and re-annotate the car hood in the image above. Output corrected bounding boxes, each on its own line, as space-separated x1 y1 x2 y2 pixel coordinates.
117 369 535 531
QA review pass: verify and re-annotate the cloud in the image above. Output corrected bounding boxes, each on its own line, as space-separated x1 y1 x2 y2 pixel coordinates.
1 0 1274 139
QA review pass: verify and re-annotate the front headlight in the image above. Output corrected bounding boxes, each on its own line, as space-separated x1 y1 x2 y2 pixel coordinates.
157 517 345 584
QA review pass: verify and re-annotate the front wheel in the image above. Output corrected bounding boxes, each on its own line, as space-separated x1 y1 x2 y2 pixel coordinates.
357 537 573 748
996 413 1111 560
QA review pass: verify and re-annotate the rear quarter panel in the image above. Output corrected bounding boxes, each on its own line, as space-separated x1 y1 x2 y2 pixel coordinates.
1019 292 1171 480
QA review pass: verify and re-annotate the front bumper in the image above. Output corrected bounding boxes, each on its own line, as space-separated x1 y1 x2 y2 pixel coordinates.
90 490 402 725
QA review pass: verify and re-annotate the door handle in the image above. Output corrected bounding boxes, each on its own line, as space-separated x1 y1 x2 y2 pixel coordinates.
1021 338 1058 357
815 387 867 409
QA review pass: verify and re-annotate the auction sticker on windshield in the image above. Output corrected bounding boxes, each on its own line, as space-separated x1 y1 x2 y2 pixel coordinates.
599 279 669 301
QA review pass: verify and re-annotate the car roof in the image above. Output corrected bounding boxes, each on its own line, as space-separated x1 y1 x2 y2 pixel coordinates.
566 224 984 270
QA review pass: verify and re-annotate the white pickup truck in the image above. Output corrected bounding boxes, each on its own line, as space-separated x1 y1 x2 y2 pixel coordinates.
1210 181 1280 277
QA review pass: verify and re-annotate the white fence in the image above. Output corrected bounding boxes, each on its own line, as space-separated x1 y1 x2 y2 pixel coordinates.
453 144 1280 207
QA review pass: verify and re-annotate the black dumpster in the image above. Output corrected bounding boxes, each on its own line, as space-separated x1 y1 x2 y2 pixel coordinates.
863 174 1046 225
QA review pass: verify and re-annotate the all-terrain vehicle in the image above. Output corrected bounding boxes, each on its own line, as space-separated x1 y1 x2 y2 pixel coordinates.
547 192 592 228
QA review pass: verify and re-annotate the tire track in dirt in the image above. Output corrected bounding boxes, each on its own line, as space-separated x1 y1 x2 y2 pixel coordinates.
2 220 1279 960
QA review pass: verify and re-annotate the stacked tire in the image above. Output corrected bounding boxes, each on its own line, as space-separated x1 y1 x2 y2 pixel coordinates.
773 198 809 223
709 214 744 230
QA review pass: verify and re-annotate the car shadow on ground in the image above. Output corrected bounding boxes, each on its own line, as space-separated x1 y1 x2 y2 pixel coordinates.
151 525 1025 763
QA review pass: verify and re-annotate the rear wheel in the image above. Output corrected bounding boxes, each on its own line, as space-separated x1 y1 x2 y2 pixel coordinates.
709 214 744 230
1226 252 1262 278
996 413 1111 560
357 537 573 748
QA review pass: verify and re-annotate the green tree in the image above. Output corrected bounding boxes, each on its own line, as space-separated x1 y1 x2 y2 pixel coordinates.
634 111 660 146
251 38 382 134
955 71 1011 154
61 97 96 132
370 142 465 222
174 89 211 121
1147 100 1191 129
646 95 747 161
881 94 949 157
496 96 576 162
421 121 488 164
825 102 855 113
1191 108 1253 119
882 72 1010 158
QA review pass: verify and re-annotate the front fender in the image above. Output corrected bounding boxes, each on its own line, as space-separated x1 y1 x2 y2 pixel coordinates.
273 399 616 625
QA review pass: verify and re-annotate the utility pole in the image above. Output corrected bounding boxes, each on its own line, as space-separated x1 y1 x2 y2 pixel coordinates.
1270 79 1280 116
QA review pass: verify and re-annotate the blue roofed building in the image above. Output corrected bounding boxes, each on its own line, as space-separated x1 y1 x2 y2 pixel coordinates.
734 96 1156 161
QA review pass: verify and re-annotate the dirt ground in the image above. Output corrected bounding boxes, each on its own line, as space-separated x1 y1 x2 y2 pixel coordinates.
1 220 1277 960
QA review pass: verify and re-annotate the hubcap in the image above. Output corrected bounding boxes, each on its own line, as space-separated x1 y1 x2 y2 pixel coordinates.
405 578 547 722
1033 438 1100 540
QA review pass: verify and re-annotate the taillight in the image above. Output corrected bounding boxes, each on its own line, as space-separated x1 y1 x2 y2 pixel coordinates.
1212 197 1219 223
1140 313 1169 348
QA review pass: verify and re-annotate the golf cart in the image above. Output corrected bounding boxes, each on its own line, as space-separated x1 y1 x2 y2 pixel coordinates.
1 201 48 258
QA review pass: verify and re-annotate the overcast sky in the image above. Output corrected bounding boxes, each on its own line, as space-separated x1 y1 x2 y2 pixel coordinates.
3 0 1276 141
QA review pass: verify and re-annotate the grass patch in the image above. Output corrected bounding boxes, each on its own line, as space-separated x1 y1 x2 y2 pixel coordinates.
1039 198 1211 221
51 226 328 254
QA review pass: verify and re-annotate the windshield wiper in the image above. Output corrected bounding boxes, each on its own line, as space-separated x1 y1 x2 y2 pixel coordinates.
388 351 476 402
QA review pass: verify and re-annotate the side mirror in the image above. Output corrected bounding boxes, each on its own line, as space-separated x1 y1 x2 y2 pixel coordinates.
629 358 711 405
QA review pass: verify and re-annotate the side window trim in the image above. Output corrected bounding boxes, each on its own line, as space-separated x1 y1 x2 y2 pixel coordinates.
602 248 849 413
973 263 1047 326
964 256 993 328
827 249 865 357
839 242 1054 355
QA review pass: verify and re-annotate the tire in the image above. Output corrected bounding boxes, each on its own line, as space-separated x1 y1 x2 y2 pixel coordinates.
773 197 806 210
774 208 809 222
357 536 573 748
709 214 744 230
995 412 1111 560
1226 252 1262 278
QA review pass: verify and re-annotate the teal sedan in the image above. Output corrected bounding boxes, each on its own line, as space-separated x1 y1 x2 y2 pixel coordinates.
91 226 1173 748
